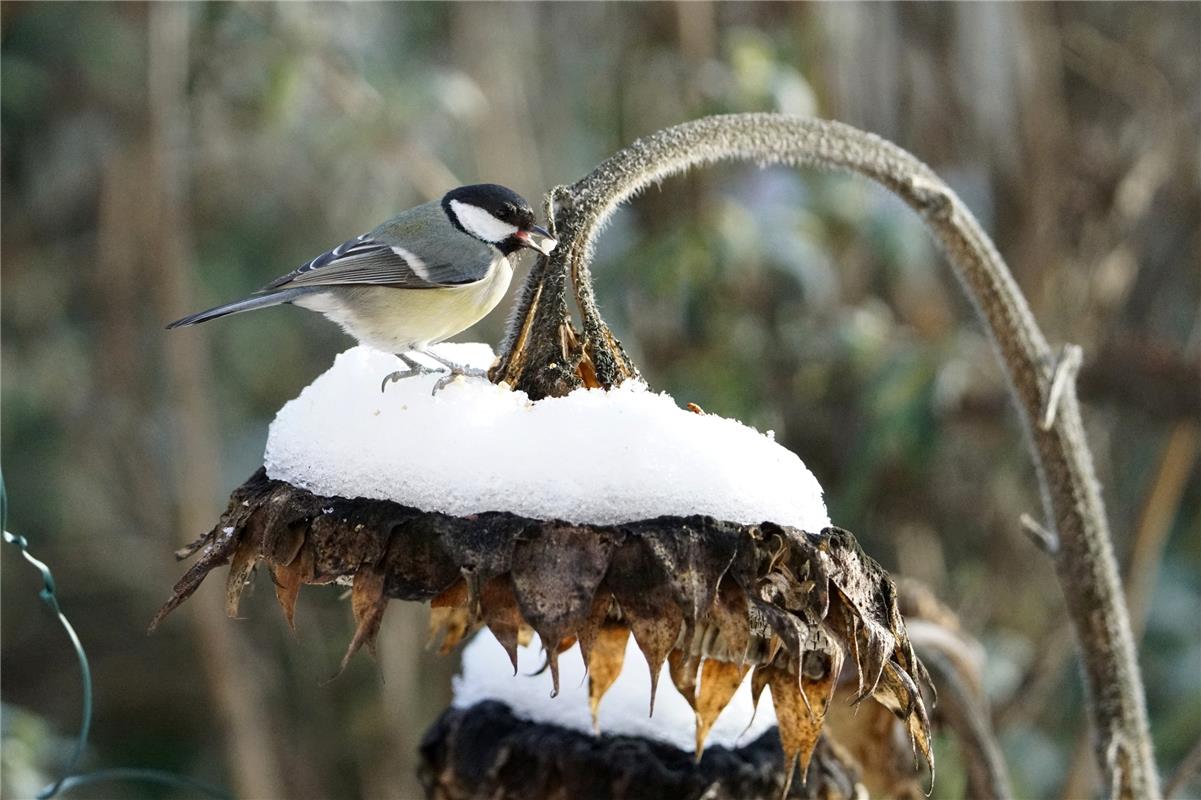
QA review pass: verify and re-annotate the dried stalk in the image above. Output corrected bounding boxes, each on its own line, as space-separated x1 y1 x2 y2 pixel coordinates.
496 114 1157 799
920 651 1013 800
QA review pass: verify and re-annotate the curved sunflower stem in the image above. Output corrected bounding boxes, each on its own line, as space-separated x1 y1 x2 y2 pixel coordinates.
495 113 1158 800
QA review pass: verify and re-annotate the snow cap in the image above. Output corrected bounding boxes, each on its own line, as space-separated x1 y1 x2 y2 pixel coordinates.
265 344 830 530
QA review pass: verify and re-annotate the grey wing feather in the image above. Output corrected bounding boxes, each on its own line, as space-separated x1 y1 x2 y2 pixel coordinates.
262 235 470 291
263 204 495 291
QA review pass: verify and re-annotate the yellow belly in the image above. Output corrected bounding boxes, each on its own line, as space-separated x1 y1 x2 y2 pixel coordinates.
294 258 513 353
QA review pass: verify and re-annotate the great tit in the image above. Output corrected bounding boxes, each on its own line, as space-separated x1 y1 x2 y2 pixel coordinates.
167 184 556 391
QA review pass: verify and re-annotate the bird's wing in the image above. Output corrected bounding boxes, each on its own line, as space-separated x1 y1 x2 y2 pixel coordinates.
262 233 485 291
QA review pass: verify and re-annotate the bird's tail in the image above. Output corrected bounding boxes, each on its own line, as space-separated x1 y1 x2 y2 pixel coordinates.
165 288 312 329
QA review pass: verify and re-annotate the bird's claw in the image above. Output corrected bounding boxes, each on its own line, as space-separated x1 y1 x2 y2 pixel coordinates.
380 366 441 393
431 366 488 396
379 361 488 394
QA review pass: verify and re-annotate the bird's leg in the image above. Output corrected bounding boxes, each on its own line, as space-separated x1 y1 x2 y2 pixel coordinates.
414 348 489 395
380 353 444 392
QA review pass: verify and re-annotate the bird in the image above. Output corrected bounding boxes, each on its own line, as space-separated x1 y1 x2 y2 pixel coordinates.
166 183 556 393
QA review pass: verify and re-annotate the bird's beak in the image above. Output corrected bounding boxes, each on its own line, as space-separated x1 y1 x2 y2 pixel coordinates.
517 225 557 256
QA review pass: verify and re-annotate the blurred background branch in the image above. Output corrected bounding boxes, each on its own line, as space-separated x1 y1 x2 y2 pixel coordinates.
146 5 286 799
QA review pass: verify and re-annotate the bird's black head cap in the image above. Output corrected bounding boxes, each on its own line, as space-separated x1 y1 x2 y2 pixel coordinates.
442 184 537 255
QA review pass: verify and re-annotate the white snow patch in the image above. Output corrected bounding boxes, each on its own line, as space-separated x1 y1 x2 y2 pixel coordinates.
264 344 830 530
452 630 778 752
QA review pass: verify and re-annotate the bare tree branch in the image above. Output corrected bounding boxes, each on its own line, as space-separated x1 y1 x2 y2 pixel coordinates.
497 114 1158 799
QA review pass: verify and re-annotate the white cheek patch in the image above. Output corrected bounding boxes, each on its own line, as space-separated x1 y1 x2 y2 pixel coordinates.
450 199 519 244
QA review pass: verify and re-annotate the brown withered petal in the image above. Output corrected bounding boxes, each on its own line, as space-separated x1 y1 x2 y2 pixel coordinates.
427 605 474 655
264 518 306 568
155 469 934 778
335 568 388 676
271 546 313 632
874 662 934 777
751 664 771 718
762 662 839 797
764 667 805 798
668 649 701 711
575 591 615 670
604 536 685 715
224 535 259 619
641 522 738 627
430 580 468 609
695 659 749 758
510 524 616 695
149 522 240 632
586 624 630 730
627 606 683 716
708 579 751 663
479 576 524 674
798 670 837 780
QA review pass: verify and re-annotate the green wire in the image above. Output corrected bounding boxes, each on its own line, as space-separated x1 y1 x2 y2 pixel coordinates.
1 528 92 798
2 475 232 799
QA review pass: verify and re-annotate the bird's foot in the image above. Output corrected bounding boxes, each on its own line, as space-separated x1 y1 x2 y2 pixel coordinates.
431 365 489 395
380 365 443 393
